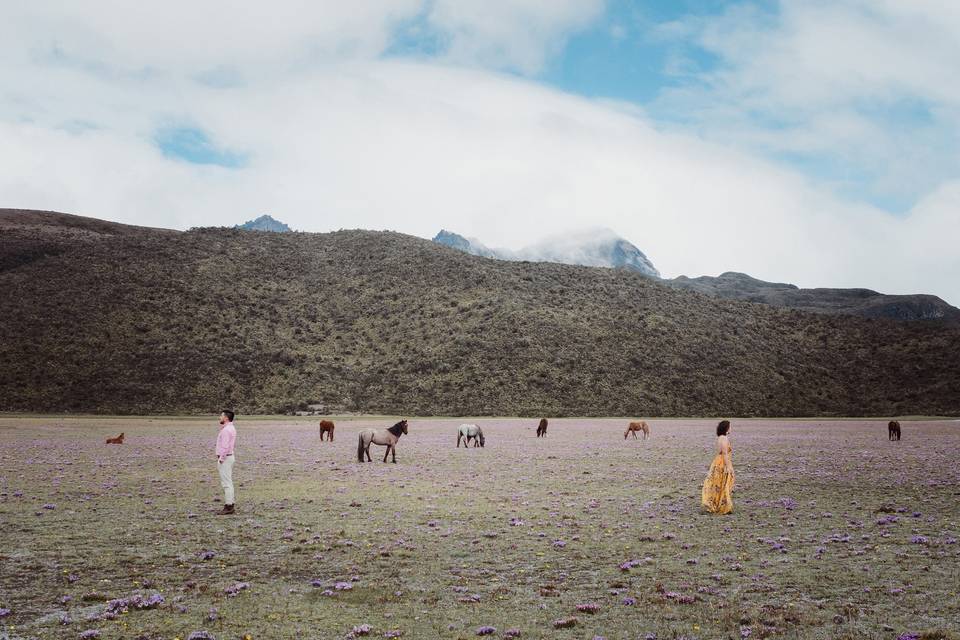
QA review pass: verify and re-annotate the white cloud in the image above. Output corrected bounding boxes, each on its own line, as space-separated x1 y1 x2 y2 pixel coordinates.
422 0 604 73
0 1 959 306
655 0 960 208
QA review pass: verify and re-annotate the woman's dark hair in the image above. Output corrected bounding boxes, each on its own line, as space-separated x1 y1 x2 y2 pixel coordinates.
222 409 235 422
716 420 730 436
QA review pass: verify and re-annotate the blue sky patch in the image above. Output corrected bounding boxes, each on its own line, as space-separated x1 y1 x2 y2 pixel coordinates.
154 126 247 168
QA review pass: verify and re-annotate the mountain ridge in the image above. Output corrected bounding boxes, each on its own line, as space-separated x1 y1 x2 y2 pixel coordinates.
2 209 959 416
434 227 959 325
433 228 660 277
667 271 960 324
236 214 292 232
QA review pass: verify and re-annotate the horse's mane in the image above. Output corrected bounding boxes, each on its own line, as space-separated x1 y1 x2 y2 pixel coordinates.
387 420 406 436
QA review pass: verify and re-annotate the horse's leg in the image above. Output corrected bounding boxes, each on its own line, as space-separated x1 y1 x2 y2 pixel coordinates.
366 442 373 462
330 428 334 442
383 445 390 463
392 446 397 463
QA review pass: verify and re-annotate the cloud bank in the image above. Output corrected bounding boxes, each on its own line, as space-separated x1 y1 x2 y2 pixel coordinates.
0 1 958 305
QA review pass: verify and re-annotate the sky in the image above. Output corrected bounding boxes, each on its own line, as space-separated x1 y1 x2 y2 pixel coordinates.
1 1 959 305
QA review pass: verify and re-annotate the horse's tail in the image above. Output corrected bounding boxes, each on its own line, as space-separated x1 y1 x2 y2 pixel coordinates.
357 433 364 462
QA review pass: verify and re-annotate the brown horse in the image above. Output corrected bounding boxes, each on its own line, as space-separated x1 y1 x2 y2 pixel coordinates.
536 418 548 437
319 420 335 441
358 420 408 463
624 421 650 440
106 433 124 444
888 420 901 441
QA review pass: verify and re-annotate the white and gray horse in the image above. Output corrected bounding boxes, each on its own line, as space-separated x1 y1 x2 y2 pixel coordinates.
456 423 485 448
357 420 408 463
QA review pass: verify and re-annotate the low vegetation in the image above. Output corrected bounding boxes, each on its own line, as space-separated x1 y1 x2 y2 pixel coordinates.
1 417 957 639
1 210 959 415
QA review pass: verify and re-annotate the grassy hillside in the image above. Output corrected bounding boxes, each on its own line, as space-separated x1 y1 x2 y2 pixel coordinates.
2 209 959 416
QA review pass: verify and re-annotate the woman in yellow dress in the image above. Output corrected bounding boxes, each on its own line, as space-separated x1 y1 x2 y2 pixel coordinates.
701 420 734 514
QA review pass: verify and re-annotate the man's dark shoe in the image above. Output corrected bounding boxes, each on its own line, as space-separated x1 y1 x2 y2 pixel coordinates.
217 504 235 515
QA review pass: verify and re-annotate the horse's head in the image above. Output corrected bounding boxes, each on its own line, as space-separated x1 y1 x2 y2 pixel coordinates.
399 420 408 435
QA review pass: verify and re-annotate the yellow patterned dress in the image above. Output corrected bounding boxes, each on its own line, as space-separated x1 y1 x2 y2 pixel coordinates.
701 442 734 514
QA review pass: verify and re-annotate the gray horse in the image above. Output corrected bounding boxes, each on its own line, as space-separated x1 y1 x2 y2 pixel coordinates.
457 424 485 448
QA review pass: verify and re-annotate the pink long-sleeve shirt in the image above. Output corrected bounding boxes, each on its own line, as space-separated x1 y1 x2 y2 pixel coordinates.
216 422 236 461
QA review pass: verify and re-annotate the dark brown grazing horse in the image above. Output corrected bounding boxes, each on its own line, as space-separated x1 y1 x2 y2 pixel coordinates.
319 420 335 441
536 418 548 437
888 420 901 441
358 420 409 463
106 433 124 444
624 421 650 440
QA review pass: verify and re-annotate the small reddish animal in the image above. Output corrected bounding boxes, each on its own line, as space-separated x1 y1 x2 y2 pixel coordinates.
888 420 901 441
319 420 335 442
536 418 548 437
105 432 124 444
624 421 650 440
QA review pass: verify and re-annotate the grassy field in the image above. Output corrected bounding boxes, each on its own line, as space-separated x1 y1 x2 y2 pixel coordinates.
1 416 958 640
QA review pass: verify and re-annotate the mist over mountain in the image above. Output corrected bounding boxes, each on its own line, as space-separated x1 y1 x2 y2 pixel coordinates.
434 228 959 326
433 228 660 277
2 208 959 416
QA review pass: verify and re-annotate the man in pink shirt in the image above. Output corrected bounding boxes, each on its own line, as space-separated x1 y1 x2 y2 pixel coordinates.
216 409 237 515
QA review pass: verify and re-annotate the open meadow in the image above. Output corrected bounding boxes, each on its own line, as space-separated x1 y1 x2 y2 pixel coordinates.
1 416 958 640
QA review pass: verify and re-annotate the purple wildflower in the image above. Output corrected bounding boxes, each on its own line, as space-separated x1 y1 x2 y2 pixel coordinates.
186 633 216 640
352 624 373 636
504 630 521 639
384 631 402 638
198 551 216 561
476 626 496 636
79 631 101 640
104 593 164 614
335 581 354 591
224 582 250 596
0 608 10 618
911 535 928 544
622 597 636 606
740 626 752 638
896 634 920 640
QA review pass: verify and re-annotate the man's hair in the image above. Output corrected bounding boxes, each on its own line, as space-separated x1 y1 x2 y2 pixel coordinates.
716 419 730 436
222 409 235 422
